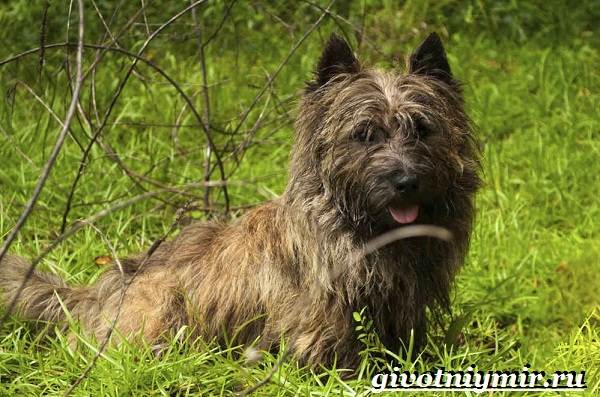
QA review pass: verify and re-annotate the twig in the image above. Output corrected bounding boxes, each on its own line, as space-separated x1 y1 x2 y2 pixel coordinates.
90 65 101 125
170 101 193 154
66 0 229 223
130 0 229 213
39 0 50 77
0 0 85 267
140 0 151 37
89 0 146 84
301 0 384 55
190 0 213 212
59 130 104 234
0 40 216 229
201 0 238 48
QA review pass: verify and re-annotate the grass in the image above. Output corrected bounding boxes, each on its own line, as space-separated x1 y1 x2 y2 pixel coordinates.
0 1 599 395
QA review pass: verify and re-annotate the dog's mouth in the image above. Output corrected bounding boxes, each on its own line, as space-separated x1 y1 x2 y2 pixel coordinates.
388 205 420 224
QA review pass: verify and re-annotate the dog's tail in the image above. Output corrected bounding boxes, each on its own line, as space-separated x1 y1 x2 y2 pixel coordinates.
0 254 93 323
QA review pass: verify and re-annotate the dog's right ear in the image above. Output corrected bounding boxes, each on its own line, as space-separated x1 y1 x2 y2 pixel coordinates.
307 34 360 91
409 32 454 85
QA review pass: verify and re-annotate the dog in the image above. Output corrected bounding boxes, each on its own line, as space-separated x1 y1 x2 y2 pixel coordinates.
0 32 480 367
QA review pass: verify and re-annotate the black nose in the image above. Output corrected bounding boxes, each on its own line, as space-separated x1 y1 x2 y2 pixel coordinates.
392 174 419 194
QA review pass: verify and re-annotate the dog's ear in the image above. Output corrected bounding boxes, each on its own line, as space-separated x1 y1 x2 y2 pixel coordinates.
308 34 360 90
409 33 453 84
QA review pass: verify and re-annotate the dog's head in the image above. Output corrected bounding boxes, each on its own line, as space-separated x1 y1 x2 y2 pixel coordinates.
288 33 480 236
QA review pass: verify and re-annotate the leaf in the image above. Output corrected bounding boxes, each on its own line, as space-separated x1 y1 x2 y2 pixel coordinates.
94 255 113 266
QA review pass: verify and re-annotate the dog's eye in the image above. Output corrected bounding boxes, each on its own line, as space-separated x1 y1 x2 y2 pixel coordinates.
353 128 369 142
414 118 432 138
353 126 387 143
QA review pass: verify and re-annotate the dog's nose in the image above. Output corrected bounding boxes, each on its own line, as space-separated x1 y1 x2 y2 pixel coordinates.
392 174 419 194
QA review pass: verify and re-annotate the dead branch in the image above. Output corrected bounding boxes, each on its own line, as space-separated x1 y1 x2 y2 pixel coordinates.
38 0 50 77
202 0 238 48
190 0 214 212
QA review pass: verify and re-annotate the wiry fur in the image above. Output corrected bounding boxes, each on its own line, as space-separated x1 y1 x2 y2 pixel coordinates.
0 33 480 367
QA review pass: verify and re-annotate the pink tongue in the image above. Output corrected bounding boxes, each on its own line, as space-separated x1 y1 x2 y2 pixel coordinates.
389 205 419 224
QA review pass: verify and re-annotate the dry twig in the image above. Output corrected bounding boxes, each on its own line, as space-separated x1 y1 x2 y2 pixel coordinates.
190 0 214 212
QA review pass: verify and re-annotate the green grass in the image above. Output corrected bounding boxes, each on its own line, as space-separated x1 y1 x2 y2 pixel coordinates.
0 1 599 395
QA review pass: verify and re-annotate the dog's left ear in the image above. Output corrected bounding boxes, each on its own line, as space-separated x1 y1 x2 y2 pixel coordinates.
309 34 360 90
409 33 453 84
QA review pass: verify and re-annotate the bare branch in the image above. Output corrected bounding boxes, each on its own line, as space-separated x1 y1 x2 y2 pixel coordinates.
0 40 216 229
60 0 150 232
38 0 50 77
201 0 237 48
140 0 151 37
190 0 213 212
0 38 233 217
